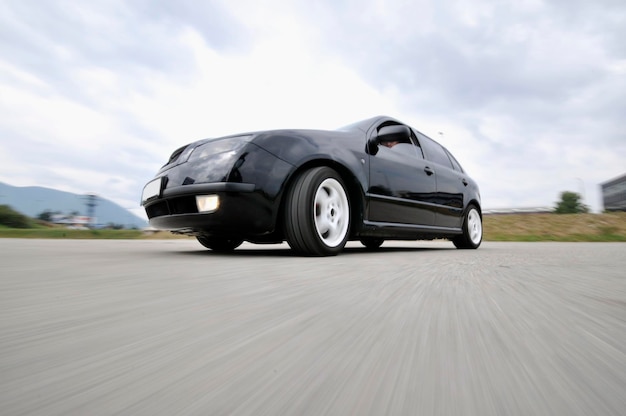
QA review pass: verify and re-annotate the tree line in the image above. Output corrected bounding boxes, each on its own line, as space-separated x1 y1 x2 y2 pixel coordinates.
0 205 135 229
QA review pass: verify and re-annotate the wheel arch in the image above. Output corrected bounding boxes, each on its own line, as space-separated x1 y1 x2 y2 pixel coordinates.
466 199 482 217
277 158 366 239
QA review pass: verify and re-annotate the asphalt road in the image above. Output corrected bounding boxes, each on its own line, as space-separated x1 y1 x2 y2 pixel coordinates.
1 239 625 415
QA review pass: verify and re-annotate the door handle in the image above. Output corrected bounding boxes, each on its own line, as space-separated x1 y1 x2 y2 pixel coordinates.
424 166 434 176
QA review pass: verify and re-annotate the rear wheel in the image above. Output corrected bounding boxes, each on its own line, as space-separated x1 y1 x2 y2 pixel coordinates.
360 237 384 249
284 167 350 256
453 205 482 249
196 235 243 252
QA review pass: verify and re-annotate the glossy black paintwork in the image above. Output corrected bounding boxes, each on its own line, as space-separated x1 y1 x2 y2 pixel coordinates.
142 116 481 243
367 143 437 226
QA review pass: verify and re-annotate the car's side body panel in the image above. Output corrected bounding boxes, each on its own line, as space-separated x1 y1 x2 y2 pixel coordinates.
365 120 438 227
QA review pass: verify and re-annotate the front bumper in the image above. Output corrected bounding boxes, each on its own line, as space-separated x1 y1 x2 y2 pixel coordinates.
143 182 277 237
141 139 295 238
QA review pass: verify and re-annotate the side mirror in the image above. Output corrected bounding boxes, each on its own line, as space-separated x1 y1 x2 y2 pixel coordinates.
367 125 411 155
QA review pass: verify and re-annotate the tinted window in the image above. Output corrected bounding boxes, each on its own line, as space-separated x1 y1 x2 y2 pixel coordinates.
417 133 453 169
445 149 464 172
377 122 424 159
409 130 425 159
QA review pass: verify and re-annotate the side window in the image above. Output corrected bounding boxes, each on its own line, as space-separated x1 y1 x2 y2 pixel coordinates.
417 133 454 169
376 122 423 159
409 130 425 159
445 149 464 172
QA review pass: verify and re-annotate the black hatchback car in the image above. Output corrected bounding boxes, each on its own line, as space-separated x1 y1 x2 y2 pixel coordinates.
141 116 482 256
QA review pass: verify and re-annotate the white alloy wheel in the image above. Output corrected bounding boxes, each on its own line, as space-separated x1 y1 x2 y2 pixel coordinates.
467 208 482 246
453 204 482 249
313 178 350 247
283 167 351 256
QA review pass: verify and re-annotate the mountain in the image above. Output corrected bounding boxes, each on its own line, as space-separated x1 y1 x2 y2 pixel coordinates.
0 182 147 228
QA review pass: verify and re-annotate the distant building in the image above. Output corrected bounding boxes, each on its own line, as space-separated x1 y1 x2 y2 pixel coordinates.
601 173 626 212
50 214 96 228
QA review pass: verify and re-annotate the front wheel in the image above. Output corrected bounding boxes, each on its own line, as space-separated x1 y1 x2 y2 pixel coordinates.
196 235 243 252
453 205 482 249
284 167 350 256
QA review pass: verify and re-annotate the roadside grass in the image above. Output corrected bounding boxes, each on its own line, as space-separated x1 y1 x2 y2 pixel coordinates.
141 231 193 239
483 212 626 242
0 225 193 239
1 213 625 241
0 227 144 239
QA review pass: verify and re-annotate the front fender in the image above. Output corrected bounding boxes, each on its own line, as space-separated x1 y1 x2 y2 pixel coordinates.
251 131 369 196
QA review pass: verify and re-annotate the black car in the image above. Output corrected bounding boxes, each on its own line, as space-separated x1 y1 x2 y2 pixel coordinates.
141 116 482 256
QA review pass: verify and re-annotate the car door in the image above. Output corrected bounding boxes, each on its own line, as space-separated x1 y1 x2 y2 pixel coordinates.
367 124 437 226
416 133 465 228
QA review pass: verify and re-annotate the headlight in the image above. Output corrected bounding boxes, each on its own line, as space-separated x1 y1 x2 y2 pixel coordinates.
187 135 253 162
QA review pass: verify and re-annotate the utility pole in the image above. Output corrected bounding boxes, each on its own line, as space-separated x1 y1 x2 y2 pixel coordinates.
84 193 98 228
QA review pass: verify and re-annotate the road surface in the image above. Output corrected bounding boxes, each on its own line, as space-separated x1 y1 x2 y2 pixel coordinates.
1 239 625 415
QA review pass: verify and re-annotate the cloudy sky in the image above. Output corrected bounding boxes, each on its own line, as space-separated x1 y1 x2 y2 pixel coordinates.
1 0 624 218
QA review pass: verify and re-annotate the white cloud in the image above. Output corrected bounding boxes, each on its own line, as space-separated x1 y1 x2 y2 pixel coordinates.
0 84 115 151
121 26 400 140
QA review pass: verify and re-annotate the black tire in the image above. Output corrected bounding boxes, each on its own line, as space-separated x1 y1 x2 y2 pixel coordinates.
453 205 482 249
284 167 350 256
360 237 384 250
196 235 243 252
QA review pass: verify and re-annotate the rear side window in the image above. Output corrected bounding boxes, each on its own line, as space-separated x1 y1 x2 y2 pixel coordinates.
417 133 453 169
445 149 464 172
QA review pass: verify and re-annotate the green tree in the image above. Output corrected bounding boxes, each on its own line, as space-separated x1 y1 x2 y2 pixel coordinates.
554 191 589 214
37 210 53 222
0 205 33 228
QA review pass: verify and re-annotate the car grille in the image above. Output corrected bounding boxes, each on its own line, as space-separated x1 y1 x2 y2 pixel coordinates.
146 196 198 219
